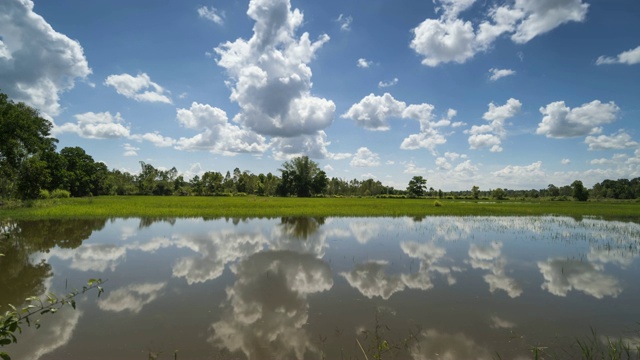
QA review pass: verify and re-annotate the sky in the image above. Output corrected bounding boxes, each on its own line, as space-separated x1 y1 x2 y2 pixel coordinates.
1 0 639 191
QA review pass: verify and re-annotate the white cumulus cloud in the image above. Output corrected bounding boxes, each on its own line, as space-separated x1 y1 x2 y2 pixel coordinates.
596 45 640 65
467 98 521 152
175 102 268 154
214 0 335 138
488 68 516 81
410 0 588 66
55 111 130 139
357 58 373 68
341 93 406 131
0 0 92 117
536 100 619 138
350 147 381 167
585 131 639 150
104 73 172 104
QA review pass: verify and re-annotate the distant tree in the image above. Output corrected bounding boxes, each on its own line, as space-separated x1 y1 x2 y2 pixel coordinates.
571 180 589 201
406 176 427 197
278 156 326 197
492 188 507 200
471 185 480 199
547 184 560 197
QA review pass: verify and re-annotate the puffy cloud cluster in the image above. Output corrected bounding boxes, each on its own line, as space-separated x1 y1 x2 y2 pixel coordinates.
175 102 269 154
55 111 130 139
104 73 172 104
492 161 546 188
0 0 92 117
214 0 335 144
585 131 639 151
343 93 458 154
350 147 381 167
536 100 619 138
467 98 521 152
596 45 640 65
411 0 589 66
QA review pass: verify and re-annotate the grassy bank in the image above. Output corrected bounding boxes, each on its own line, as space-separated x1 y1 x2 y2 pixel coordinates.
1 196 640 220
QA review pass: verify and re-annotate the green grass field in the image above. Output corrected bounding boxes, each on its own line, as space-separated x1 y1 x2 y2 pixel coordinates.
1 196 639 220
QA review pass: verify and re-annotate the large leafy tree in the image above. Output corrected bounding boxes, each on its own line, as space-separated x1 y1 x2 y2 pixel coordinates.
60 146 98 197
571 180 589 201
0 92 58 199
406 176 427 197
278 156 327 197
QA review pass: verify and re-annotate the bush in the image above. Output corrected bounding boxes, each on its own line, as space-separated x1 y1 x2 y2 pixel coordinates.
434 200 442 207
50 189 71 198
38 189 50 199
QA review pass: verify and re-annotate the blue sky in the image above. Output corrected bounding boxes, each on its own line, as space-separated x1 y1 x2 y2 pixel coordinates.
1 0 639 191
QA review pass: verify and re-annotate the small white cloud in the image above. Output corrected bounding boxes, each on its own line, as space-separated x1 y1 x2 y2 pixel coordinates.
350 147 381 167
585 131 639 150
104 73 172 104
198 6 225 25
341 93 406 131
132 132 176 148
336 13 353 31
489 68 516 81
55 112 130 139
378 77 399 88
357 58 373 68
123 143 139 157
404 161 427 175
467 98 521 152
536 100 619 138
561 158 571 165
596 45 640 65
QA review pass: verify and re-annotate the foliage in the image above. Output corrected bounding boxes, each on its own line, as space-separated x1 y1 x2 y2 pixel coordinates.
471 185 480 200
406 176 427 197
0 279 104 360
492 188 507 200
572 180 589 201
277 156 327 197
0 93 57 200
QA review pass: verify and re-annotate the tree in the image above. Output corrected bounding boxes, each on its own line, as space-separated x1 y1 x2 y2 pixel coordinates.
278 156 326 197
406 176 427 197
571 180 589 201
492 188 507 200
0 92 57 199
60 147 98 197
471 185 480 199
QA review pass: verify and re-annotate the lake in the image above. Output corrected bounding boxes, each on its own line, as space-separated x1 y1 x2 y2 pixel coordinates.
1 216 639 359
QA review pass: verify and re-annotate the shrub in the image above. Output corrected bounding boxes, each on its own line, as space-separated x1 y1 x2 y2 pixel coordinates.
434 200 442 207
50 189 71 198
38 189 50 199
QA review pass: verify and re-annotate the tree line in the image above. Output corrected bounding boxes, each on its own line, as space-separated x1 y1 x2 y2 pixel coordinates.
1 92 638 201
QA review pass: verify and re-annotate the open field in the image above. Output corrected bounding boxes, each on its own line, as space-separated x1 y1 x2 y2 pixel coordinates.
1 196 640 219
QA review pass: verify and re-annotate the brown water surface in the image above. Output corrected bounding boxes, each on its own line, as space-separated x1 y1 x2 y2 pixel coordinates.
1 216 639 359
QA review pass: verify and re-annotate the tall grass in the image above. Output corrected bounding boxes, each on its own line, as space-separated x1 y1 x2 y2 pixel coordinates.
1 196 640 220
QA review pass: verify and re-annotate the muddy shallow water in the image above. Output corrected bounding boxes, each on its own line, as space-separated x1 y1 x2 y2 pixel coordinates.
2 216 639 359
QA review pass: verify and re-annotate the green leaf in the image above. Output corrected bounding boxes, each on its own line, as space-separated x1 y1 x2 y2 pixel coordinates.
0 339 11 346
0 351 12 360
70 300 76 310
